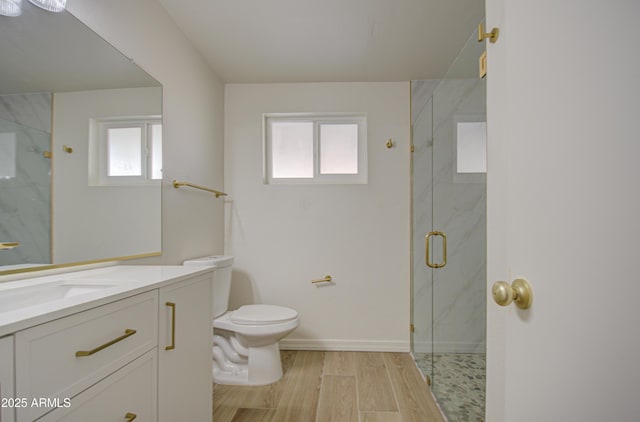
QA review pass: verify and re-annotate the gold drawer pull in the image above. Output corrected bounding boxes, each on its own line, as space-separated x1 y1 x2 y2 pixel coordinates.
75 329 137 357
165 302 176 350
125 412 137 421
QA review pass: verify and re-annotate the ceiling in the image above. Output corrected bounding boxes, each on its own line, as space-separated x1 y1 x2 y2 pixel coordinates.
156 0 485 83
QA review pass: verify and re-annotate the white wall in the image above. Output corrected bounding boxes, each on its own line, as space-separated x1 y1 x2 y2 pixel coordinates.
225 82 410 351
52 88 161 263
67 0 226 264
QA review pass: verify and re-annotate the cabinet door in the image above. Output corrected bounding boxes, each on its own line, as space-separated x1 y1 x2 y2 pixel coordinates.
1 335 15 422
158 273 212 422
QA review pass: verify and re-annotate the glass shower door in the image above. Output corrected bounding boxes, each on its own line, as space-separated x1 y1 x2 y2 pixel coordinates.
430 27 487 422
410 80 438 384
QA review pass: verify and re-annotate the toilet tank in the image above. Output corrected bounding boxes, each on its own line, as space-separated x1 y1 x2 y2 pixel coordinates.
183 255 234 318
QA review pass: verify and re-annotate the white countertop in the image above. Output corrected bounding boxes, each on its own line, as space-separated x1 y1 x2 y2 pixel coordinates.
0 264 215 337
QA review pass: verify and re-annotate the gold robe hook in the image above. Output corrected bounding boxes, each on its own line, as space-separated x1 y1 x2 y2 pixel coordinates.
478 23 499 43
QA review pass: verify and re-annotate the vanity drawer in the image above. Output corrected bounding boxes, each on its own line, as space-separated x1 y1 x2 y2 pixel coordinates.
15 291 158 422
36 350 157 422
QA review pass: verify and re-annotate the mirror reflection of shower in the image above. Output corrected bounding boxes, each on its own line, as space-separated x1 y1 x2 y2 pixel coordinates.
0 93 52 268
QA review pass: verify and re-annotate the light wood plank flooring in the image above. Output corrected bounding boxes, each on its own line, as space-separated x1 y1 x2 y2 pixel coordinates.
213 351 445 422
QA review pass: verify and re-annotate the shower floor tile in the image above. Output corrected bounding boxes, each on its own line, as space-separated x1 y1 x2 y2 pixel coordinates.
414 352 485 422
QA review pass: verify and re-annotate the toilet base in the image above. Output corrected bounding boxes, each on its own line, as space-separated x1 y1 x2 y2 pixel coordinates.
213 340 284 386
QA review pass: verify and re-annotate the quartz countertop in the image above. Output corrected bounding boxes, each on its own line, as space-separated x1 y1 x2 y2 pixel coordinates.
0 264 214 336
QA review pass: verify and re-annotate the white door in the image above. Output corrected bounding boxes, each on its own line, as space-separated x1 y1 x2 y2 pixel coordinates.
485 1 640 421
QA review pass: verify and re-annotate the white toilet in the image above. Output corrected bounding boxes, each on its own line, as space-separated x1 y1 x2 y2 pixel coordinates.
183 256 299 386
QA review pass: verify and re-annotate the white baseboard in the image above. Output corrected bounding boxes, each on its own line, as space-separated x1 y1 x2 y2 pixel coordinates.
280 338 409 352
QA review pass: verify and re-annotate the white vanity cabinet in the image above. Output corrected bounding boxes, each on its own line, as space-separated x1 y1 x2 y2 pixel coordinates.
158 273 212 422
0 265 215 422
15 291 158 421
1 335 15 422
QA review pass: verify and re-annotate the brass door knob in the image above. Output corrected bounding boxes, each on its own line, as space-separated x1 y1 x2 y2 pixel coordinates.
492 278 533 309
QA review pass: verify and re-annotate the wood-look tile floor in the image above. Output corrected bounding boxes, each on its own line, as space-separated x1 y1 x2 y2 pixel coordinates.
213 351 445 422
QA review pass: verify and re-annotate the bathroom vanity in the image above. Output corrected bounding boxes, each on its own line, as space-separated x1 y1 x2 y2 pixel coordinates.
0 265 214 422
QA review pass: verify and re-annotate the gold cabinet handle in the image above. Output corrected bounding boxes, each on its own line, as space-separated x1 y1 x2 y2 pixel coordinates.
0 242 20 250
165 302 176 350
75 329 136 357
425 231 447 268
311 275 332 283
492 278 533 310
125 412 137 421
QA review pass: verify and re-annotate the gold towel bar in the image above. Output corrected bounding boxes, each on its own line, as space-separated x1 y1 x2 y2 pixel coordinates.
172 180 227 198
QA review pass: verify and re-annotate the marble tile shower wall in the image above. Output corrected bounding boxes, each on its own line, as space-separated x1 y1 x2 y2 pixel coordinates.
0 93 52 266
412 79 486 354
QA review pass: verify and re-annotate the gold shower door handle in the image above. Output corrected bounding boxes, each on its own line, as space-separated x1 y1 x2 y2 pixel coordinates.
425 231 447 268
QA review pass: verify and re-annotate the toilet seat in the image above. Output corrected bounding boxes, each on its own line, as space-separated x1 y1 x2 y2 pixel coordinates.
231 304 298 325
213 307 300 343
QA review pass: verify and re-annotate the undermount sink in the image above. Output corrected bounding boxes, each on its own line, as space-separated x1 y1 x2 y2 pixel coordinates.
0 280 117 313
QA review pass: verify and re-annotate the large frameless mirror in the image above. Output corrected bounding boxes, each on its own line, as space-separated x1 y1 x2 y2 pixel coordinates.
0 1 162 276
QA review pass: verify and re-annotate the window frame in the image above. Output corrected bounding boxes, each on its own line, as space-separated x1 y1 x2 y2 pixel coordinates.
89 116 162 186
263 113 367 185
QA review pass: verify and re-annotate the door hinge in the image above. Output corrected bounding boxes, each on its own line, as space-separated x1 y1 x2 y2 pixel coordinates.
479 50 487 78
410 323 415 333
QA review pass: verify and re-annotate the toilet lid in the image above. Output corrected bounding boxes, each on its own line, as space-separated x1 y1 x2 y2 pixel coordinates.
231 304 298 325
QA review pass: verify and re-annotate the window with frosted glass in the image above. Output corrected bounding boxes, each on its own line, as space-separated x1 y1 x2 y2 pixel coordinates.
264 114 367 184
271 122 313 178
107 127 143 176
320 124 358 174
456 121 487 173
90 117 162 186
151 123 163 180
